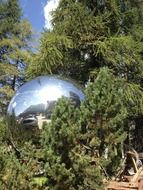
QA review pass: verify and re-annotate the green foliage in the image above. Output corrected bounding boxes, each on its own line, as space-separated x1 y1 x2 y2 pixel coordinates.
26 0 143 151
1 0 143 189
26 32 73 79
27 0 143 84
0 67 143 189
42 98 81 189
0 119 44 190
0 0 32 113
40 68 132 189
80 68 128 175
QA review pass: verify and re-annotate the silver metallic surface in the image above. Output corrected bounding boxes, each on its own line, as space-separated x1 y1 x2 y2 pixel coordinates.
7 76 84 127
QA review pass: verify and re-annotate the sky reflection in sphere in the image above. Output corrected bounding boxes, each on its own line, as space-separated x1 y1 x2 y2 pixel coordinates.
7 76 85 121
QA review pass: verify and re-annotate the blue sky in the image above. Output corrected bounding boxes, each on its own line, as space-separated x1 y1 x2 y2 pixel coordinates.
19 0 60 32
19 0 47 32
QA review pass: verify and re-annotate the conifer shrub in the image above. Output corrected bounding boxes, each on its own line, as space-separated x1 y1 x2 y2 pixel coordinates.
41 68 128 189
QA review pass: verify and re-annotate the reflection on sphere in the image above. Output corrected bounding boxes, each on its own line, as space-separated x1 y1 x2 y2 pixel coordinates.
7 76 84 128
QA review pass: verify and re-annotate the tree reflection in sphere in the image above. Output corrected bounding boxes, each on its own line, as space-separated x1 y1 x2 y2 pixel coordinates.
7 76 84 129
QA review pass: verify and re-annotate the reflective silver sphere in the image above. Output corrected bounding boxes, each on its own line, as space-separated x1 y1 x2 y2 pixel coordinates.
7 76 84 128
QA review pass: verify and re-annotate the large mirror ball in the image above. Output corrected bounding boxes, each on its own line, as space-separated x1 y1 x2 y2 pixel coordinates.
7 76 85 130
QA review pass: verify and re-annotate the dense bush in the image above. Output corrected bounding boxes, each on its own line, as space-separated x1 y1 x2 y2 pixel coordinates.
0 68 133 190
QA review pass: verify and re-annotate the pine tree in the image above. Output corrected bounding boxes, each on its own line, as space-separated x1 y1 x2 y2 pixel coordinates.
40 68 133 189
42 97 103 189
27 0 143 150
0 0 32 114
26 0 143 83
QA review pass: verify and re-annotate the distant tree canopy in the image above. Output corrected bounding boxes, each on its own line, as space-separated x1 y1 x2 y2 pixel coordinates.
0 0 32 113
